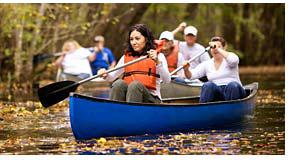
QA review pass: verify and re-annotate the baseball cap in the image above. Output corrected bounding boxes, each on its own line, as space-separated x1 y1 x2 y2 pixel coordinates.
184 26 197 36
159 31 174 41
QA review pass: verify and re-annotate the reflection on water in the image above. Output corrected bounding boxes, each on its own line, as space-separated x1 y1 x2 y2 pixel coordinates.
0 73 284 154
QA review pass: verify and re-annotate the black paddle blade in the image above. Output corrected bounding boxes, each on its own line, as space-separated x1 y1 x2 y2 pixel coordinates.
38 81 79 108
33 54 53 65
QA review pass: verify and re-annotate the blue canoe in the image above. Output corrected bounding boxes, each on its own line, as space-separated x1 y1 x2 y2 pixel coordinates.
69 82 258 140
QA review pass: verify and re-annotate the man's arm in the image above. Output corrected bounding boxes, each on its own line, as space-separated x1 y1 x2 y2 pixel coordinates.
107 48 116 69
88 52 97 62
183 61 192 79
172 22 187 36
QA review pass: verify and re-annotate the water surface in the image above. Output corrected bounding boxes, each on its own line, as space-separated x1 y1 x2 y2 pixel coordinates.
0 73 285 154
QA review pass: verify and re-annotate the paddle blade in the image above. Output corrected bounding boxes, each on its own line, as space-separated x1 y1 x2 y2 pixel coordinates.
33 54 53 65
38 81 79 108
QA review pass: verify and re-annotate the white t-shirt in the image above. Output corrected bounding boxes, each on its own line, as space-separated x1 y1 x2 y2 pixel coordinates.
62 48 92 76
179 41 211 69
105 53 171 99
190 52 242 86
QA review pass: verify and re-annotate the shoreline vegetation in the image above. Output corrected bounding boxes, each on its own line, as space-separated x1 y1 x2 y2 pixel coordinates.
0 4 284 83
239 65 284 74
0 65 285 102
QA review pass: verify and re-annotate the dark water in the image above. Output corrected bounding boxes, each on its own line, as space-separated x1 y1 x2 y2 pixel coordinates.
0 73 284 155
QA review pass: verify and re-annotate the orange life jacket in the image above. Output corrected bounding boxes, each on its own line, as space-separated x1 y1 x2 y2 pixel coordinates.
123 41 164 90
123 54 160 90
165 40 179 72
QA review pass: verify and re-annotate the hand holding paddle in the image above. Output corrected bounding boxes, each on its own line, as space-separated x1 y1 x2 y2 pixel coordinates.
170 45 213 76
38 40 165 108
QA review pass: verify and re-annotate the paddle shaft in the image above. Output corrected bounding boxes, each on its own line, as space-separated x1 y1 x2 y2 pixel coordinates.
170 46 211 76
78 55 149 85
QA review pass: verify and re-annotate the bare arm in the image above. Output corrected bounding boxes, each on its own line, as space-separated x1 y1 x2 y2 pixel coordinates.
183 61 192 79
53 54 65 67
172 22 187 36
88 47 100 62
108 60 116 69
88 52 97 62
98 56 125 82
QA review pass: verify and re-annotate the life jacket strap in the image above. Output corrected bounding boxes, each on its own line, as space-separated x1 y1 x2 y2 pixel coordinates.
123 70 160 78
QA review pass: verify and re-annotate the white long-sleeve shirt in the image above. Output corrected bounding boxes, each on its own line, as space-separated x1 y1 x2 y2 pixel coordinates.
105 53 171 99
190 52 242 86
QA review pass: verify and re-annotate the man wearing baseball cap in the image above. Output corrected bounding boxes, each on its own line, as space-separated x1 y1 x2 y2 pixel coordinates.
89 35 116 75
158 31 184 76
172 22 210 69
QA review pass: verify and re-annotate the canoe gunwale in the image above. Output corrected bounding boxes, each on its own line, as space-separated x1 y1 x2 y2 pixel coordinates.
70 82 258 107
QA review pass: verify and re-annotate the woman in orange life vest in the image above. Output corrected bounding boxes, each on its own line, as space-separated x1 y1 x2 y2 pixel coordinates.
157 31 185 76
98 24 171 103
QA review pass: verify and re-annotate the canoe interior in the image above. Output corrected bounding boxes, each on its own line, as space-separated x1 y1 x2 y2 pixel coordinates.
160 81 201 99
72 82 257 106
162 87 252 104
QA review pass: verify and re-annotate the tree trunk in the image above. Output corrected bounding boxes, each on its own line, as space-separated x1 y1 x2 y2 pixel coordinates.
239 3 250 65
14 17 24 82
103 4 150 59
28 4 46 81
88 4 118 41
184 3 199 21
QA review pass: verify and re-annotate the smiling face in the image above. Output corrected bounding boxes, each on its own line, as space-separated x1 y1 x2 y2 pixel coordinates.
130 30 146 52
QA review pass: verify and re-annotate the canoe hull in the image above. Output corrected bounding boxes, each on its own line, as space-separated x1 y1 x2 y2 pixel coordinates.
70 83 258 140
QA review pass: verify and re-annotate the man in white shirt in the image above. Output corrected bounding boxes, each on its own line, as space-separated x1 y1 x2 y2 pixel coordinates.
183 36 246 103
172 22 210 69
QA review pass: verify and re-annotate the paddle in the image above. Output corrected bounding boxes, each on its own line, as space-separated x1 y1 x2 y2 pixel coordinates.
33 52 64 65
38 55 149 108
170 45 214 76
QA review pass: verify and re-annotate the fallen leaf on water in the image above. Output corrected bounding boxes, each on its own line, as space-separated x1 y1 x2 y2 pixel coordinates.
96 138 107 144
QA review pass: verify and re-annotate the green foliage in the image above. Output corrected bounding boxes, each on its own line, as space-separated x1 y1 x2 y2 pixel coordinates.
141 4 187 39
4 49 12 57
0 3 285 82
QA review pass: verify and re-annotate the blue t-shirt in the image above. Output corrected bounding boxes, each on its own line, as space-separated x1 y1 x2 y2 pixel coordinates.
89 47 116 75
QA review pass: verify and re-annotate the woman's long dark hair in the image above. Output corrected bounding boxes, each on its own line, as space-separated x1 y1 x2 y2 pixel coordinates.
125 24 156 56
